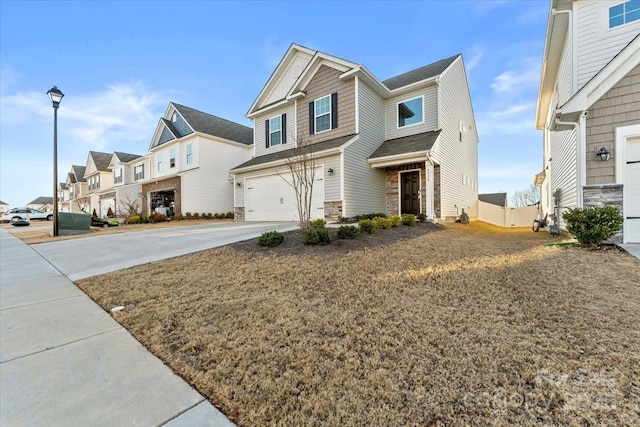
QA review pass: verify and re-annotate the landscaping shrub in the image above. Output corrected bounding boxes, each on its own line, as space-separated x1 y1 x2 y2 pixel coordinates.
358 219 376 234
373 216 392 229
354 212 387 221
226 212 234 219
206 213 213 219
127 215 141 224
402 214 416 226
563 206 623 246
174 214 183 221
338 216 351 224
389 215 403 228
107 207 114 218
337 225 359 239
417 213 427 223
185 212 192 219
309 218 327 229
193 212 200 219
257 231 284 247
303 227 331 245
150 212 167 222
213 213 221 219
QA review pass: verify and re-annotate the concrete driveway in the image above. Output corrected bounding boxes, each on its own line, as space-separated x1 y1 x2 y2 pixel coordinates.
31 221 297 280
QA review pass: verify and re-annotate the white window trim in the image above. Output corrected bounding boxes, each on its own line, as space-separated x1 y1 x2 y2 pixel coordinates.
599 0 640 34
396 95 425 129
134 164 145 181
186 144 193 165
268 115 282 146
157 153 163 172
314 95 332 134
607 0 640 29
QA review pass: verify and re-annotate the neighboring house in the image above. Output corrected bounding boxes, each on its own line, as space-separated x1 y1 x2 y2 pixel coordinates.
143 102 253 217
26 196 53 212
535 0 640 243
62 165 88 213
84 151 115 217
108 151 144 216
0 200 10 214
230 43 478 222
57 183 69 212
479 193 508 208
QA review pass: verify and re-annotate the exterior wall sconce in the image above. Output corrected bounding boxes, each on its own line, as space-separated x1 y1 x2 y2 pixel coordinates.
595 147 610 161
327 168 335 176
236 182 242 188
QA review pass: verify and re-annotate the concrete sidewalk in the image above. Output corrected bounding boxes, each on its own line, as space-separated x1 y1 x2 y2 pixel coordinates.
0 228 234 426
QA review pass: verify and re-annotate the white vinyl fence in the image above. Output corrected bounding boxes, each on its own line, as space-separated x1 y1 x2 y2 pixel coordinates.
478 201 538 228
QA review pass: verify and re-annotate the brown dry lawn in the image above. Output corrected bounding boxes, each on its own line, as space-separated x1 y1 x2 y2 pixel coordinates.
76 222 640 426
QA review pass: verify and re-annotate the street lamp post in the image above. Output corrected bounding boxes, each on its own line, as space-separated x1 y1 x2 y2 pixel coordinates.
47 86 64 237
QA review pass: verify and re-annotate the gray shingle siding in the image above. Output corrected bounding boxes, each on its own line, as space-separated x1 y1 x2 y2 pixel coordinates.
171 110 193 137
159 126 176 145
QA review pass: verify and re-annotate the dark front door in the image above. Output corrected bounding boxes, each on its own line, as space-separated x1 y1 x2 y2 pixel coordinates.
401 171 420 215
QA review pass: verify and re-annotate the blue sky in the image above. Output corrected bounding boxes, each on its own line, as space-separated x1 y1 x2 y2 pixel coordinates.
0 0 548 207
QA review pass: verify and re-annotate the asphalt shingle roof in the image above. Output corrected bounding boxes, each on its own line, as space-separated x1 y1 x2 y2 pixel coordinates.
89 151 113 172
72 166 86 182
27 196 53 205
382 54 460 90
479 193 507 207
369 130 441 160
231 134 357 171
114 151 143 163
172 103 253 146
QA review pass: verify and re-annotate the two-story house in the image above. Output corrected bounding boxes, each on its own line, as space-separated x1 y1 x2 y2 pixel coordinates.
107 151 144 217
230 44 478 222
61 165 88 213
143 103 253 217
535 0 640 243
84 151 115 217
57 183 69 212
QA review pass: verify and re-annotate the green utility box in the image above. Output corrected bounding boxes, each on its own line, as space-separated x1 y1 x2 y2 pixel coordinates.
58 212 91 235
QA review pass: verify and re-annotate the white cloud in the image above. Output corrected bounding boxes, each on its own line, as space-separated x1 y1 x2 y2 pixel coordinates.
465 47 484 73
490 58 540 94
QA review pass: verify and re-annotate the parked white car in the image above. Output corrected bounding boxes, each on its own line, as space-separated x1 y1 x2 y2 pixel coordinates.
1 207 53 222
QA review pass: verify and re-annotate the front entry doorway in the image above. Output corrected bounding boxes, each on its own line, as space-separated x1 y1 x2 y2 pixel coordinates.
400 171 420 215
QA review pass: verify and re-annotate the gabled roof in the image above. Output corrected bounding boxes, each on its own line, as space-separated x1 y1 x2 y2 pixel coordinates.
478 193 507 207
0 200 8 206
113 151 143 163
230 134 357 173
369 130 441 160
248 43 460 118
87 151 113 173
59 183 68 190
382 55 460 90
71 165 86 182
27 196 53 205
172 103 253 145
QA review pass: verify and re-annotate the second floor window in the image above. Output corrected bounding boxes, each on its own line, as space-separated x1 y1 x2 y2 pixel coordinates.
186 144 193 165
398 96 424 128
134 164 145 181
114 168 123 184
170 148 176 168
609 0 640 28
157 153 163 172
309 93 338 135
265 114 287 148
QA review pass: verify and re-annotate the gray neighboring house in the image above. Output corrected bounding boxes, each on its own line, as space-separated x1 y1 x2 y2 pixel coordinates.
535 0 640 243
26 196 53 212
84 151 114 217
478 193 507 208
231 43 478 222
0 200 10 214
61 165 88 213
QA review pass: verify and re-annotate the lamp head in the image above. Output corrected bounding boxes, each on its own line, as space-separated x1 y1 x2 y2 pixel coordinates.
47 86 64 108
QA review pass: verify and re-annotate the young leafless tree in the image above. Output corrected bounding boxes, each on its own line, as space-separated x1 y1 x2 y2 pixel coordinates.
119 194 142 219
278 137 317 231
74 196 91 213
510 184 540 207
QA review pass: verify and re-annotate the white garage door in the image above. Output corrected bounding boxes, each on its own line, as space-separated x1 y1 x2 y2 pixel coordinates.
245 170 324 222
624 137 640 243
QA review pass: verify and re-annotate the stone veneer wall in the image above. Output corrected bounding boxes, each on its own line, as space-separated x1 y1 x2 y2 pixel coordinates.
141 176 181 217
583 185 623 242
324 201 343 221
384 163 441 216
234 206 245 222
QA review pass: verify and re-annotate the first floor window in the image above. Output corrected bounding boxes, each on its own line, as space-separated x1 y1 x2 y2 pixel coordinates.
186 144 193 165
398 96 424 128
609 0 640 28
